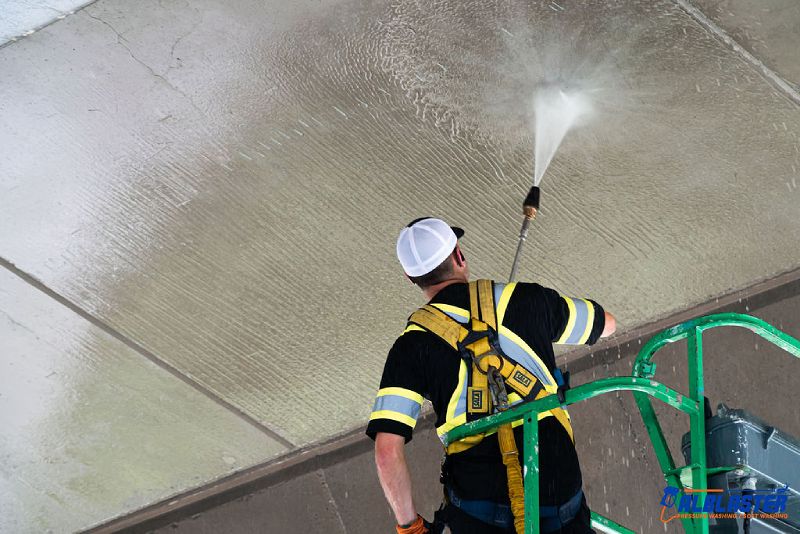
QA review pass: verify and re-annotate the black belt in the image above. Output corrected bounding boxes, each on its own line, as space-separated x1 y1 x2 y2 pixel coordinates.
446 486 584 532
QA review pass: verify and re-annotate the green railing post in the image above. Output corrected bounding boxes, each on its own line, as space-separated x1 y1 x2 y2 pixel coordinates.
523 414 540 534
590 512 637 534
441 314 800 534
632 392 697 533
687 329 708 533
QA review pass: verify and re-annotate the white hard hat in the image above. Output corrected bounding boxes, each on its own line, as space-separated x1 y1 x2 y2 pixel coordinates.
396 217 465 277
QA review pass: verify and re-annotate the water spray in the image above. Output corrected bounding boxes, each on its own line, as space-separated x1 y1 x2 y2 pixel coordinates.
508 84 592 282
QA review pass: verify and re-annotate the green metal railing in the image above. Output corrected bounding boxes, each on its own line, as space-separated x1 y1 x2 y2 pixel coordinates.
444 313 800 533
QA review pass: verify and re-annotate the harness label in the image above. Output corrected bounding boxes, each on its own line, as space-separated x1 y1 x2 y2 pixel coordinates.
468 387 489 413
513 370 531 387
506 364 536 396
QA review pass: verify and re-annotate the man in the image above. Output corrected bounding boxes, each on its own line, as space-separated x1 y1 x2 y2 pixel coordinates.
366 217 616 533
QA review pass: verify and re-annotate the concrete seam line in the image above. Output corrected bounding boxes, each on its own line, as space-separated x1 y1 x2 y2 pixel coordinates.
86 267 800 532
0 256 296 449
673 0 800 107
82 415 438 533
317 470 348 534
0 0 103 50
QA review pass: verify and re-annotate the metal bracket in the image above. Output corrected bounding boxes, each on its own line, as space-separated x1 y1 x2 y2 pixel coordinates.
638 361 657 378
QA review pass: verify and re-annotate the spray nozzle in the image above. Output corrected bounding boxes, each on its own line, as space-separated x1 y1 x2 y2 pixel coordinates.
522 186 540 220
509 186 540 282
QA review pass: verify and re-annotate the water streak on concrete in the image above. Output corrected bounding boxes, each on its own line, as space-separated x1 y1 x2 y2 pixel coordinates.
0 268 286 533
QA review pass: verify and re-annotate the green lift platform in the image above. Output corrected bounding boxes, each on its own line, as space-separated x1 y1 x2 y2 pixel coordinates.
443 313 800 533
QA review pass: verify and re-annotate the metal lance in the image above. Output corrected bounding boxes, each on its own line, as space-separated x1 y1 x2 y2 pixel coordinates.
508 186 540 283
500 185 541 533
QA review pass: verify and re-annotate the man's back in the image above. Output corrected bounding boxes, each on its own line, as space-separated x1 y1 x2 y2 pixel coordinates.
367 280 607 506
371 218 614 533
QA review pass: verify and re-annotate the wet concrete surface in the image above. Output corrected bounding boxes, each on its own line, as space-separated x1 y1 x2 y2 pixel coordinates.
156 470 354 534
571 284 800 532
144 279 800 534
0 1 91 45
146 421 444 534
693 0 800 90
1 0 800 530
0 268 286 533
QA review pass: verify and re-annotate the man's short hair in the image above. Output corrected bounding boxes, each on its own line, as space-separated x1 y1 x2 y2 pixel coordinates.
408 250 455 288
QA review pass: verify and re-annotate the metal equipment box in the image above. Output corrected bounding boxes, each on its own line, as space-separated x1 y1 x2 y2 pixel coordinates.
681 404 800 533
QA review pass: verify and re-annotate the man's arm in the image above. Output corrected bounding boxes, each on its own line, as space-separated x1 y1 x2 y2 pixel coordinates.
533 284 612 346
601 311 616 338
375 432 417 526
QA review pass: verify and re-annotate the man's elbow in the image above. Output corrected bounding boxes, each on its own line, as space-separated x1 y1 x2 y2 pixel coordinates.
375 432 405 470
601 312 617 338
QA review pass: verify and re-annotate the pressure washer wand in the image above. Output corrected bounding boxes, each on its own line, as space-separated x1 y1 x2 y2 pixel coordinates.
508 186 540 283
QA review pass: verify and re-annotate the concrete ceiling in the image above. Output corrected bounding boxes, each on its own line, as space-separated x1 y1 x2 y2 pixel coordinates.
1 0 799 530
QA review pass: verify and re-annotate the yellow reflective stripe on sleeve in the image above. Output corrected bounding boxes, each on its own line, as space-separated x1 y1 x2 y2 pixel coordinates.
555 297 594 345
403 324 426 334
369 410 418 428
498 325 558 393
496 283 516 325
377 387 424 405
555 295 578 344
430 303 469 319
576 300 595 344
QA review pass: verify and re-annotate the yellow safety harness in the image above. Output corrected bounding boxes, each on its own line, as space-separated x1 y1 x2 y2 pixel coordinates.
408 280 574 534
408 280 574 451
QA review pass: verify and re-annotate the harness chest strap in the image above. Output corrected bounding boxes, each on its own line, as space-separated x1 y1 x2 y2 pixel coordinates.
409 304 532 409
460 280 527 534
407 281 574 450
469 280 503 413
470 280 543 409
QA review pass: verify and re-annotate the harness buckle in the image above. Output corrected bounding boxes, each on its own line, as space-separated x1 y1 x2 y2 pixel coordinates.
456 328 492 352
554 368 571 405
487 367 508 410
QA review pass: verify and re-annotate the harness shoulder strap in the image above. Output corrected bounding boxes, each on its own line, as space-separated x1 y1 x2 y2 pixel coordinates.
475 279 496 330
408 304 468 350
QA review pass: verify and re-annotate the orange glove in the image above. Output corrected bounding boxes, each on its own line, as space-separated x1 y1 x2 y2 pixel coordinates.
396 514 431 534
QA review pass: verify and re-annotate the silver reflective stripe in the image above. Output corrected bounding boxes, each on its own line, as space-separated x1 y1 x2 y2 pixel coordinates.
372 395 422 420
454 369 467 420
493 281 553 386
565 298 590 344
439 290 554 388
493 282 505 310
497 332 553 386
442 310 468 324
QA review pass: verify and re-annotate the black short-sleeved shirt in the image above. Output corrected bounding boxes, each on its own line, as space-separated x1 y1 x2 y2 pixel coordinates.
366 281 606 506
